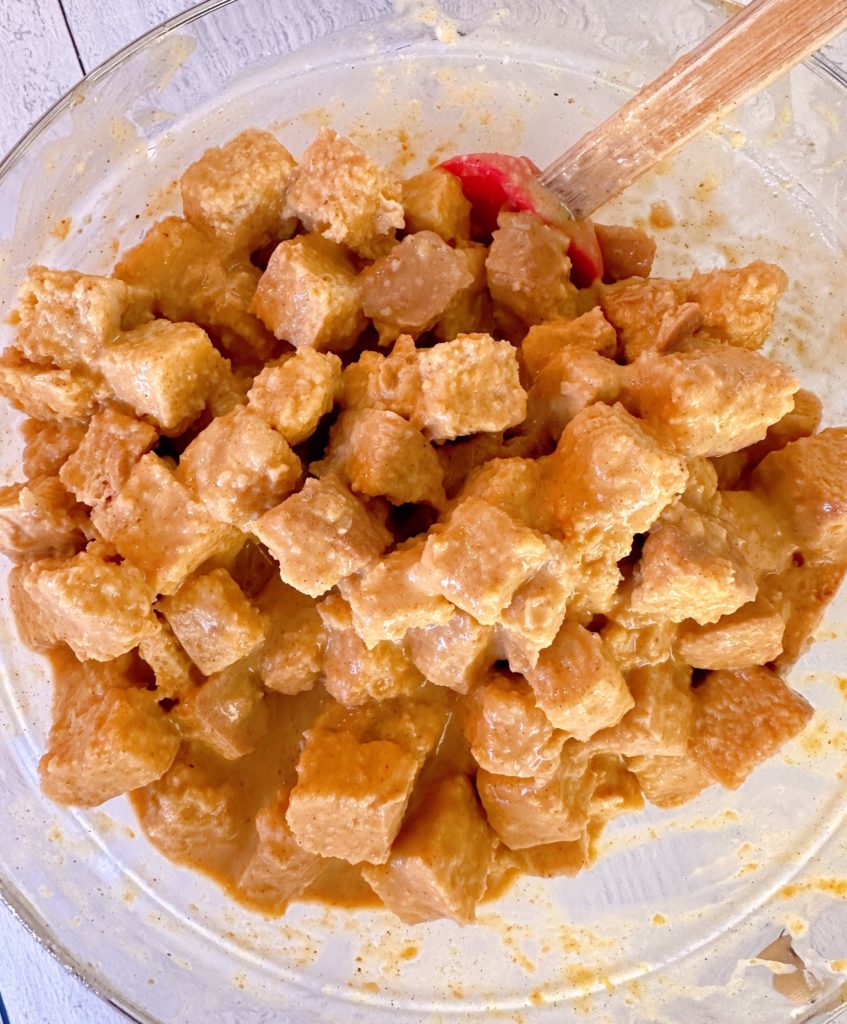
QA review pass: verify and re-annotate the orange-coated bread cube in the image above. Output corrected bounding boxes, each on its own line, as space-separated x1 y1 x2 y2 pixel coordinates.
59 407 157 507
521 307 618 380
627 753 714 809
690 666 812 789
713 490 794 579
457 457 546 530
594 223 656 281
363 775 493 924
8 564 58 651
21 418 87 479
0 348 106 420
681 262 787 350
254 577 326 694
487 211 577 324
177 406 301 528
506 825 597 879
598 277 680 361
138 620 195 701
434 242 492 342
247 348 341 444
762 559 846 670
175 662 269 759
497 553 577 673
676 594 785 670
0 476 85 562
524 621 633 740
180 129 297 253
91 453 234 595
286 727 419 864
158 568 266 675
401 168 471 242
252 475 391 597
338 334 420 418
526 348 624 441
250 234 365 352
405 611 494 694
321 621 424 707
589 753 644 820
600 615 677 674
283 129 404 258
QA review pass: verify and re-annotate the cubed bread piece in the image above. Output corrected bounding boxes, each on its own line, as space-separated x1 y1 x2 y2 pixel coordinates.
361 231 474 343
594 223 656 281
238 794 326 911
507 825 597 879
405 611 494 694
524 621 633 740
115 216 275 364
254 576 325 694
681 457 719 513
250 234 365 352
315 408 445 507
247 349 341 444
252 475 391 597
521 307 617 380
589 753 644 819
180 129 297 253
100 320 231 436
91 453 235 595
626 346 799 458
339 543 454 648
21 418 87 479
543 403 688 562
323 624 424 706
363 775 493 924
464 673 566 779
0 476 85 562
434 242 492 342
414 498 550 625
339 335 420 417
600 615 677 673
598 277 680 362
676 595 785 670
751 428 847 560
526 348 624 442
436 432 509 499
177 406 301 527
40 681 179 807
283 129 404 258
401 169 471 242
59 407 157 506
414 333 526 442
477 742 594 849
592 662 695 758
138 620 195 701
286 727 419 863
175 662 269 759
13 266 153 367
713 490 795 579
630 504 757 625
681 262 788 349
763 559 847 670
627 753 714 809
0 347 105 420
690 666 812 788
8 564 59 650
158 568 266 675
487 211 577 324
22 548 158 661
457 457 546 530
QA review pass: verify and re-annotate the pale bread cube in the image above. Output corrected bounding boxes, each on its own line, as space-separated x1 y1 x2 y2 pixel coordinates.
589 753 644 820
415 333 526 442
338 334 420 418
676 595 785 670
8 564 59 651
322 624 424 707
763 559 846 670
598 277 680 362
434 243 492 342
286 727 419 864
0 347 106 420
252 475 391 597
526 348 624 442
594 223 656 280
401 168 471 242
174 661 269 759
283 129 404 258
487 211 577 324
0 476 85 562
457 457 546 530
59 407 157 506
682 262 787 349
180 129 297 253
91 453 234 595
690 666 812 789
254 577 326 694
247 349 341 444
138 620 195 702
521 307 618 379
21 418 87 479
177 405 301 527
405 611 494 694
158 568 266 675
627 754 714 809
363 775 493 924
524 621 633 740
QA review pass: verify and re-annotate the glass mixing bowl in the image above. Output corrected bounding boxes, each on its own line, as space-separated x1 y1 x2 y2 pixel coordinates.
1 1 846 1021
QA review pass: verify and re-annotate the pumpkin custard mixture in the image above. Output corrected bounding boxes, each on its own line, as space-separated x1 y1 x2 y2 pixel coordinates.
1 127 845 925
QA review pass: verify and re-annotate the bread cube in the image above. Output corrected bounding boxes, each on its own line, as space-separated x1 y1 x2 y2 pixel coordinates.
714 490 794 579
181 129 297 253
526 348 624 442
543 403 688 562
59 407 157 507
598 277 679 362
763 559 846 670
592 662 695 758
283 129 404 258
477 742 594 849
8 564 59 651
507 826 597 879
681 456 719 513
91 453 234 595
323 624 424 706
158 568 265 675
361 231 474 343
13 266 153 367
138 620 195 701
21 418 86 479
401 168 471 242
177 406 301 528
363 775 493 924
316 408 445 507
436 432 510 499
487 211 577 324
247 349 341 445
0 476 86 562
434 242 492 342
600 615 677 673
238 794 326 911
457 457 545 530
594 223 656 281
627 345 799 458
524 621 633 740
522 307 617 380
175 661 269 759
676 595 785 670
100 320 231 435
464 673 566 779
339 334 420 417
405 611 494 694
286 727 419 863
589 753 644 819
22 548 158 661
682 262 788 349
627 753 714 809
0 347 105 420
630 504 757 625
415 498 549 625
690 666 812 788
415 333 526 442
254 577 325 694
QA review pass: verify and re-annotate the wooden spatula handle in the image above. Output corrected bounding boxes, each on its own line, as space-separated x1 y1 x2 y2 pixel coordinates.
540 0 847 220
